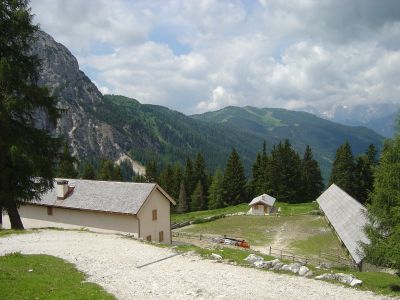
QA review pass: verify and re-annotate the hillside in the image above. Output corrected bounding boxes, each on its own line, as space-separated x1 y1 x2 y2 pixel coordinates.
192 106 384 177
33 30 384 177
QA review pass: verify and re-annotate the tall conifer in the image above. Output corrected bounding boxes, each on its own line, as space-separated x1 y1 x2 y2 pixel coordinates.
329 141 355 196
300 145 324 201
222 148 247 205
363 131 400 269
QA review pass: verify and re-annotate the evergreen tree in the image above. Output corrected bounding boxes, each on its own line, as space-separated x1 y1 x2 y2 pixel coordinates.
158 164 175 197
119 160 134 182
251 141 272 197
366 144 378 166
176 180 188 213
0 1 61 229
363 133 400 270
208 169 224 209
194 152 207 191
144 160 158 182
270 140 302 203
353 156 373 204
190 180 205 211
184 158 195 196
134 173 146 182
222 148 247 205
97 159 117 181
56 142 78 178
113 165 123 181
81 163 95 179
171 163 183 200
329 141 355 196
300 145 324 201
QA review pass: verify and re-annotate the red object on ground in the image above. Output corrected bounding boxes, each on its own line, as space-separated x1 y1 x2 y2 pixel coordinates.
237 240 250 249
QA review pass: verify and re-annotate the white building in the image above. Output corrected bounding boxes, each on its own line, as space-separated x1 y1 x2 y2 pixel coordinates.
248 193 276 215
2 179 176 244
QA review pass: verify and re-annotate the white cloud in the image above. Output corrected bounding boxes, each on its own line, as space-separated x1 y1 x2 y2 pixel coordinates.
30 0 400 115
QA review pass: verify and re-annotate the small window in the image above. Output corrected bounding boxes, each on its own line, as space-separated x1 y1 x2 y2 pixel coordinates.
152 209 157 221
159 231 164 242
146 235 152 242
47 207 53 216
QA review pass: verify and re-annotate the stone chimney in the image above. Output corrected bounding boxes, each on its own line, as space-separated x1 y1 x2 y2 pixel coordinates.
56 180 69 199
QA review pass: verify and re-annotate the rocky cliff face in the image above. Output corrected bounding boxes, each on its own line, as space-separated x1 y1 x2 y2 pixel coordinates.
31 31 144 174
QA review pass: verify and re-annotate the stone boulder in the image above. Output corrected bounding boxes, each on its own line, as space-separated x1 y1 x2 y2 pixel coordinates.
298 266 313 277
211 253 222 260
253 260 268 268
315 273 362 287
244 254 264 264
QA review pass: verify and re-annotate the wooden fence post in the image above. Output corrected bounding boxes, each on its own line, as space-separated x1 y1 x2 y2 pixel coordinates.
280 250 283 259
199 233 202 240
269 246 272 256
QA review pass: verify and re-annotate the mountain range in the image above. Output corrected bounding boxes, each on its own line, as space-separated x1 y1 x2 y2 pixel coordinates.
32 30 385 179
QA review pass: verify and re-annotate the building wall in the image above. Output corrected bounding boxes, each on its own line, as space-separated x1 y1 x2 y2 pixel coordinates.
138 189 172 244
3 205 139 236
250 204 269 215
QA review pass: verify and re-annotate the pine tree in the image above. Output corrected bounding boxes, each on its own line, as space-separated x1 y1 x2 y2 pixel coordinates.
184 158 195 196
208 169 224 209
97 159 115 181
134 173 146 182
0 1 61 229
158 164 175 197
190 180 205 211
176 180 188 213
194 152 208 196
270 140 302 203
251 141 272 197
353 156 373 204
56 142 78 178
171 163 183 200
119 160 134 181
222 148 247 206
366 144 378 166
363 133 400 270
81 163 95 179
113 165 123 181
329 141 355 196
144 160 158 182
300 145 324 201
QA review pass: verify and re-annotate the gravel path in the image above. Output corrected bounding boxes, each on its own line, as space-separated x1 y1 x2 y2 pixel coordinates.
0 230 389 300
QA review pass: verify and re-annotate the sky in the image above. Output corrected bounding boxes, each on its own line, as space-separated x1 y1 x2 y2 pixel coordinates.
30 0 400 115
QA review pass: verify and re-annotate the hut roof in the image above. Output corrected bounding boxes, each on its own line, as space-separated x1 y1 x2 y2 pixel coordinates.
31 178 175 215
249 194 276 207
316 184 369 264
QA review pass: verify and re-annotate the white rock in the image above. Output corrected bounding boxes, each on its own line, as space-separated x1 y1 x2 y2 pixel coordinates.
336 273 355 285
253 260 267 268
288 263 301 274
350 279 363 287
244 254 263 264
211 253 222 260
272 262 284 270
269 259 281 267
315 273 336 280
281 264 291 271
298 266 310 276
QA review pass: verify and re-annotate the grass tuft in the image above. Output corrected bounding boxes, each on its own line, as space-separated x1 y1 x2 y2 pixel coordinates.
0 253 115 299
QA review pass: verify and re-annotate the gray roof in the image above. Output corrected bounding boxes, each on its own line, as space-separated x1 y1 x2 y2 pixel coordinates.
249 194 276 207
33 179 174 215
316 184 370 264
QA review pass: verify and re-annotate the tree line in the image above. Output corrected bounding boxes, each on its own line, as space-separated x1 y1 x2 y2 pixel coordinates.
59 140 326 212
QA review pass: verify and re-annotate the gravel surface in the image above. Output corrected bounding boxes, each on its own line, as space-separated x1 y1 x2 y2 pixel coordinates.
0 230 389 300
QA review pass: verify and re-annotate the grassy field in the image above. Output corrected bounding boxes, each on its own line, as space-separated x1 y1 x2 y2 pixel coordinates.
172 201 318 224
177 213 347 261
171 203 249 223
0 253 115 300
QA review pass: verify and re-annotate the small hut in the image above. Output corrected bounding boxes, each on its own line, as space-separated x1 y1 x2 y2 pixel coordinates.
248 194 276 215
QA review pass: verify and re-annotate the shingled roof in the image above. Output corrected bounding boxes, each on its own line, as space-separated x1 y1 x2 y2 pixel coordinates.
316 184 369 265
32 179 175 215
249 193 276 207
